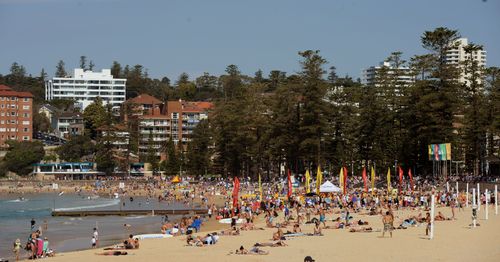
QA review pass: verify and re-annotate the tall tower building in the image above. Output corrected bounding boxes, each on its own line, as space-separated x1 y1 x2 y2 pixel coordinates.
445 38 487 86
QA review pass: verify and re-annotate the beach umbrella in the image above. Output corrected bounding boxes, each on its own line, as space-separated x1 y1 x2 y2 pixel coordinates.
171 176 181 183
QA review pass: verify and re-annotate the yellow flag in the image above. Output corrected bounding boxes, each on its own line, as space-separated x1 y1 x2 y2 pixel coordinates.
371 166 375 195
258 173 262 201
305 169 311 194
339 167 344 194
316 165 322 194
387 167 391 191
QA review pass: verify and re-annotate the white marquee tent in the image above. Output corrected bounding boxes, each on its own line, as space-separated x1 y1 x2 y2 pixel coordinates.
319 181 341 193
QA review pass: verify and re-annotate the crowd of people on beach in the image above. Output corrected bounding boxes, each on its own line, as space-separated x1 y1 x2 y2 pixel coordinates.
4 174 499 261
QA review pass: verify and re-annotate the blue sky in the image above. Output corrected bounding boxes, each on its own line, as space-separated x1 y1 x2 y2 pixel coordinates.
0 0 498 81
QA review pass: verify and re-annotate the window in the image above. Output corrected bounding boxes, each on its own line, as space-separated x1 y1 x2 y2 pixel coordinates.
10 120 16 124
22 121 29 125
23 98 29 102
0 128 4 132
1 104 3 108
23 113 29 117
23 128 29 132
10 112 15 116
23 105 29 110
0 120 3 124
23 136 29 141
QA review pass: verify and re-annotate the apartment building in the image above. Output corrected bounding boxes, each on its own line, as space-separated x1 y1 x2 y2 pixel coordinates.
362 61 414 87
445 37 487 86
138 105 170 157
167 100 212 145
0 85 33 147
52 112 84 138
120 94 213 160
45 68 127 111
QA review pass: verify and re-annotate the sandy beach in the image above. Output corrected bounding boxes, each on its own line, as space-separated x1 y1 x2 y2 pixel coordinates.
43 203 500 262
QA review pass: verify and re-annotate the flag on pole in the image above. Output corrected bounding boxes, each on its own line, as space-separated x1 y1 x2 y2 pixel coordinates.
343 166 348 194
287 169 293 198
408 168 414 192
258 173 263 201
305 169 311 194
362 167 368 193
398 166 403 194
316 166 322 195
339 167 344 194
371 166 376 195
387 167 391 191
232 176 240 213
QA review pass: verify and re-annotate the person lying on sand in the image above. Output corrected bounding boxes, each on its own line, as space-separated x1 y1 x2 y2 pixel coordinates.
234 246 269 255
96 251 128 256
435 211 450 221
349 227 373 233
220 227 240 236
357 220 369 225
253 240 288 247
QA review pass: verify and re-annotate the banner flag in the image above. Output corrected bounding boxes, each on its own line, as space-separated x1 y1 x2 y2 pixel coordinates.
362 167 368 193
371 166 376 195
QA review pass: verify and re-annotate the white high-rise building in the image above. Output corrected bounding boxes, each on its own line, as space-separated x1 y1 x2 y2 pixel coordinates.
362 61 414 87
45 68 127 110
445 38 487 86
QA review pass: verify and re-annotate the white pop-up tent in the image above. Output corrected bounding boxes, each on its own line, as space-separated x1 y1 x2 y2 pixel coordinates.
319 181 341 193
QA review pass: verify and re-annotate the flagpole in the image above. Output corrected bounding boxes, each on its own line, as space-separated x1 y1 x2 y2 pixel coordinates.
430 194 435 240
495 185 498 215
466 183 469 208
485 189 489 220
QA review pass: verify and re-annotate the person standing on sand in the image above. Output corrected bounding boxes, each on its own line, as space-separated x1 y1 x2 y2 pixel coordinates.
30 218 36 231
93 227 99 247
450 198 456 220
382 211 393 238
13 238 21 261
425 212 431 236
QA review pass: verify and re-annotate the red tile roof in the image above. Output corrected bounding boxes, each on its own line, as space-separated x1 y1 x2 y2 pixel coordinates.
125 94 162 105
0 84 34 98
0 85 12 91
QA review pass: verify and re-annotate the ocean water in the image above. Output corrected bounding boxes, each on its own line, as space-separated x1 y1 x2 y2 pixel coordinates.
0 193 187 260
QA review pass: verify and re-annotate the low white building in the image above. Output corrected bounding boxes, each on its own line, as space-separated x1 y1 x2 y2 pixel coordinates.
45 68 126 111
362 61 414 87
